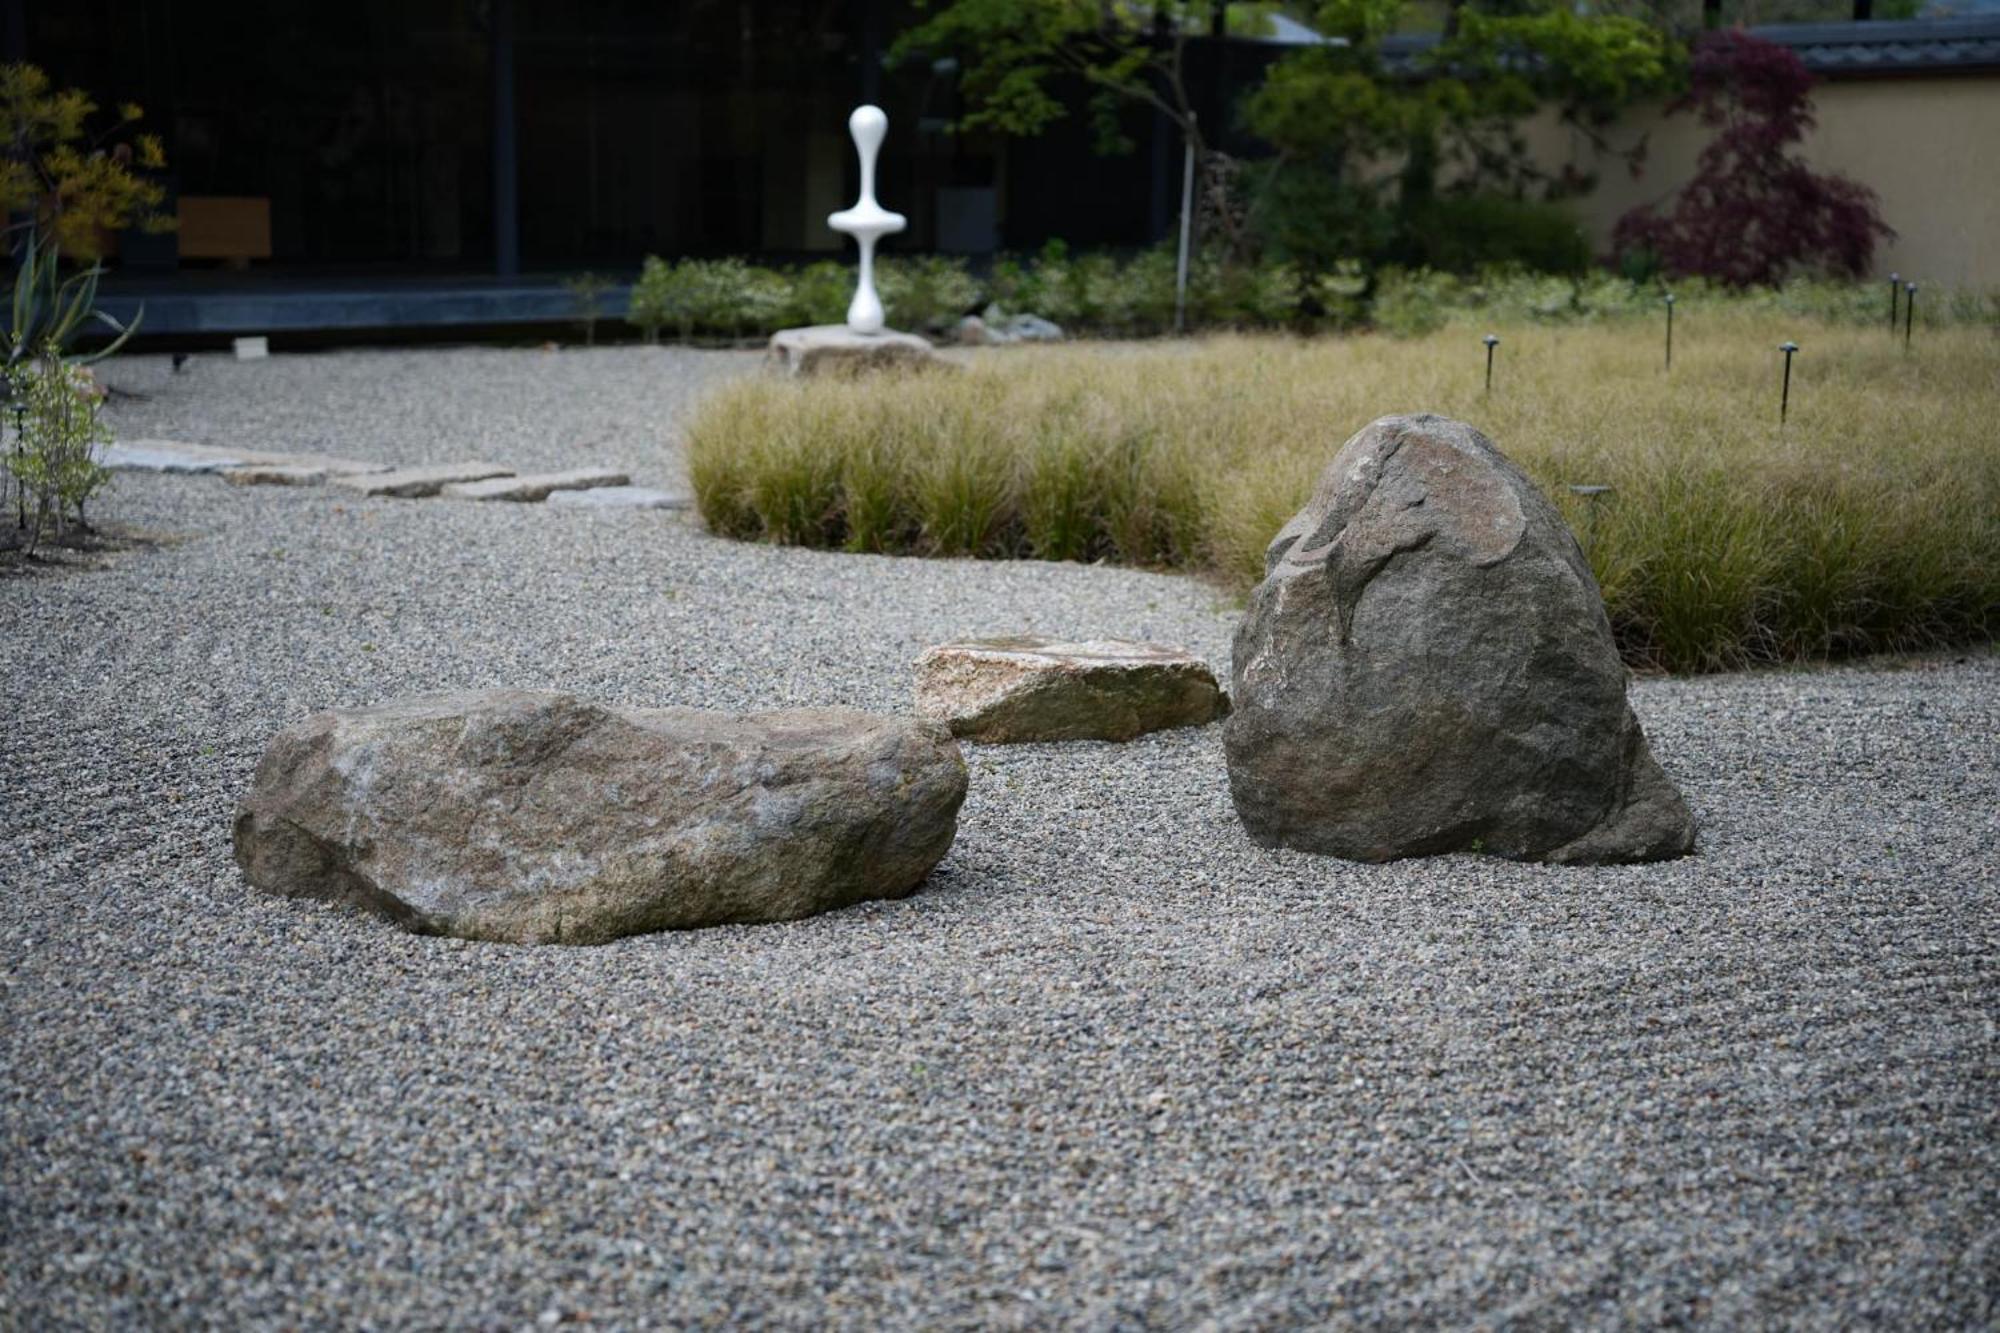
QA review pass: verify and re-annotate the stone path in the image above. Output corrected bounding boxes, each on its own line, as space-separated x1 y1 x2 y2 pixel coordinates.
96 438 683 508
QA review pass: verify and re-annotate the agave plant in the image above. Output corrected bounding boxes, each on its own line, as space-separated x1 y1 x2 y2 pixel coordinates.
4 230 143 371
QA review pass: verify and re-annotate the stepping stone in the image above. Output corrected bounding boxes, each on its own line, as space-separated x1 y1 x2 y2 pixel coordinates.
331 463 515 499
98 441 251 473
915 635 1228 743
256 452 391 477
100 440 390 478
439 467 630 502
224 465 330 487
547 485 690 511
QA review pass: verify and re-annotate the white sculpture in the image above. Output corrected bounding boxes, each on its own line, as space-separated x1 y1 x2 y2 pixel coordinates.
827 105 907 335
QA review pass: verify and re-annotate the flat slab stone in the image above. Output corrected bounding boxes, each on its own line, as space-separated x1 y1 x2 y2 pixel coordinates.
439 467 630 502
223 464 331 487
257 452 391 477
915 635 1227 743
332 462 515 499
234 690 968 944
99 440 390 478
98 441 250 473
547 485 690 511
767 324 945 377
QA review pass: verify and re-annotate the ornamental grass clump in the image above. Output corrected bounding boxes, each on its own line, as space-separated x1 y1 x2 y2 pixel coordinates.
688 313 1999 674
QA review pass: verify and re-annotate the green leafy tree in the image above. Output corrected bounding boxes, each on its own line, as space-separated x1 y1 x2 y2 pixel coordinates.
1247 1 1676 277
895 1 1676 283
892 3 1279 258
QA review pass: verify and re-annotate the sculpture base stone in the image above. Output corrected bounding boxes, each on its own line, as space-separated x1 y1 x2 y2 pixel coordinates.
767 325 944 377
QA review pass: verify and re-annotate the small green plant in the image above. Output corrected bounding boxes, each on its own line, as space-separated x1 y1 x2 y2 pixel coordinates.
626 257 791 343
5 352 112 553
876 255 982 334
785 261 853 328
562 271 614 346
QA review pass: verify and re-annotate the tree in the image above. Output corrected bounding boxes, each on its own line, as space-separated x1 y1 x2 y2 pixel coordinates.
0 63 172 262
1612 29 1890 286
892 2 1271 258
1244 1 1676 275
891 2 1235 155
893 1 1677 279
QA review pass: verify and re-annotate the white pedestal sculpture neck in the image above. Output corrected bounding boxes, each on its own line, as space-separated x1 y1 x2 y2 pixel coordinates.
826 105 907 335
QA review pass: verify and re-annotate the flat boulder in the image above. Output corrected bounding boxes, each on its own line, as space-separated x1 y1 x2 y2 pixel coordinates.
98 441 250 473
1224 413 1695 864
767 325 944 377
224 464 331 487
548 485 689 511
439 467 630 502
235 690 968 944
332 462 515 499
915 636 1226 743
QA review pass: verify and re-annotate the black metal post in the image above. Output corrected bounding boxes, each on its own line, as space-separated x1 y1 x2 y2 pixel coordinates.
491 0 520 278
1779 341 1798 423
1904 283 1916 347
1664 293 1675 370
1888 272 1899 333
1483 334 1498 394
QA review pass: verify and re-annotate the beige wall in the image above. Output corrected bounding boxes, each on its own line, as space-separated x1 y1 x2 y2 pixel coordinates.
1526 75 2000 290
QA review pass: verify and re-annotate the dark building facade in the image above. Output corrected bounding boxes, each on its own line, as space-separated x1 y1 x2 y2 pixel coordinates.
33 0 1273 283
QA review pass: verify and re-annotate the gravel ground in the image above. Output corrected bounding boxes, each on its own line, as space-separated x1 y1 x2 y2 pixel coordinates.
3 345 1995 1330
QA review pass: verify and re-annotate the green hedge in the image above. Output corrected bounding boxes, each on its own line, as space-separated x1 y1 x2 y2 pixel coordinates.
627 246 2000 344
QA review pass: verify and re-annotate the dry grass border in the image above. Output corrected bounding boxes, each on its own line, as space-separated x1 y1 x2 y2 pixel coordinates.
689 312 1999 673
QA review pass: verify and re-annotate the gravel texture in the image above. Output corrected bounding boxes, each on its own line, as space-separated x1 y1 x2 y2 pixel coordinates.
2 345 1995 1330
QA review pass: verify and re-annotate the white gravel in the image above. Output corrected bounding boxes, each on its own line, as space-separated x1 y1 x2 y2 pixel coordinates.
2 345 1994 1330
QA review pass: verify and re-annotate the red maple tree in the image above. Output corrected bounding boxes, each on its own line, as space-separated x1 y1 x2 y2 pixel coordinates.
1615 29 1892 287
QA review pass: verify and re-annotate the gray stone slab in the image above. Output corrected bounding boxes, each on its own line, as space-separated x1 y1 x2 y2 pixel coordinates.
546 485 690 511
260 452 392 477
331 463 516 499
98 441 250 473
98 440 391 478
439 467 630 502
223 465 331 487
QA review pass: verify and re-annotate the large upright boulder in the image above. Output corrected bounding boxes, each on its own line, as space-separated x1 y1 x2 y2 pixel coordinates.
235 691 968 943
1224 414 1694 864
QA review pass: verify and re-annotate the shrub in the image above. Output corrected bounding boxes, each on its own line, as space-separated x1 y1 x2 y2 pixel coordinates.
5 354 112 553
877 255 983 333
1613 30 1892 286
1399 195 1591 277
785 261 852 328
626 257 790 342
